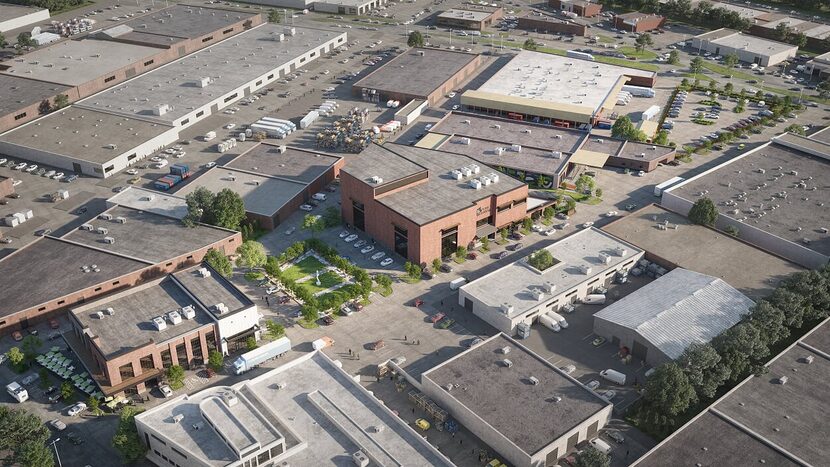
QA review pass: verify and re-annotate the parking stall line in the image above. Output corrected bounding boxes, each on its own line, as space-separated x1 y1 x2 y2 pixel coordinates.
581 333 594 341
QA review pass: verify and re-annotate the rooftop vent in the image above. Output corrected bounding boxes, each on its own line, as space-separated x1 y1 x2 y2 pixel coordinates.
597 252 611 265
542 282 556 294
221 391 239 407
114 216 127 224
502 359 513 368
500 346 511 354
167 311 182 325
370 175 383 184
181 305 196 320
801 355 815 364
198 267 211 278
213 303 229 315
614 246 627 257
579 265 593 275
103 236 115 244
511 144 522 152
531 289 545 301
152 316 167 331
500 303 513 315
99 213 113 220
551 151 561 159
79 223 93 231
96 227 108 235
172 414 184 423
528 376 540 385
469 179 482 190
96 311 105 319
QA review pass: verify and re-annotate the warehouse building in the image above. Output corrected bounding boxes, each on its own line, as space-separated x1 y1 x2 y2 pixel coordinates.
593 268 754 367
0 74 72 134
808 51 830 79
136 351 454 467
352 47 482 106
422 333 613 467
179 144 343 230
661 131 830 269
612 12 665 33
460 51 657 127
314 0 388 15
340 143 529 265
634 317 830 467
550 0 601 17
0 189 240 335
517 14 587 37
751 14 830 54
67 263 259 397
459 227 643 336
436 4 504 31
690 28 797 67
0 2 50 33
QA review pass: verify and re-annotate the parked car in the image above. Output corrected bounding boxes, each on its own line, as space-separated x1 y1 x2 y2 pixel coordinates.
299 204 314 211
592 336 607 347
439 263 453 273
496 251 509 259
67 402 87 416
607 431 625 444
415 418 430 431
66 431 84 445
354 240 367 248
344 234 359 242
464 337 483 348
159 385 173 398
380 258 394 267
560 364 576 375
507 243 523 251
371 252 386 261
321 315 335 326
438 318 455 329
429 313 445 323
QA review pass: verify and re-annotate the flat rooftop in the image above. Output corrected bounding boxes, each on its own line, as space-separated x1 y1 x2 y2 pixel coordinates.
344 143 526 225
0 38 163 87
0 107 174 165
0 74 70 117
107 187 189 220
176 167 306 217
602 204 803 300
71 275 215 358
226 144 341 184
437 8 495 22
77 25 345 124
116 4 259 40
172 264 253 316
137 351 454 466
434 133 571 178
808 125 830 144
474 51 654 114
671 141 830 257
461 227 642 316
423 334 611 455
353 47 479 98
0 2 46 18
0 237 149 319
61 205 234 263
700 29 797 56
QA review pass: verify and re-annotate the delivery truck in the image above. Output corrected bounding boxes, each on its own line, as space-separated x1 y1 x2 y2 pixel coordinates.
6 382 29 402
582 294 607 305
233 337 291 374
547 311 568 329
538 314 561 332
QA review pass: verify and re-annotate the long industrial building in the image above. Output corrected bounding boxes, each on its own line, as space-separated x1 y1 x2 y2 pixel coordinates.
690 28 797 67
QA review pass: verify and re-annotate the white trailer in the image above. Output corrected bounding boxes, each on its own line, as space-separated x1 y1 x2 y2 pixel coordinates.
6 382 28 402
449 277 467 290
300 110 319 129
582 294 606 305
642 105 661 121
233 337 291 375
539 314 561 332
567 50 594 61
654 176 685 197
547 311 568 329
621 85 656 98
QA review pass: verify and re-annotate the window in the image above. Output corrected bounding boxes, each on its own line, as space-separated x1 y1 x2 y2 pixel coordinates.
223 28 233 34
180 118 189 125
176 343 188 368
191 336 204 365
127 154 136 160
299 57 306 63
206 331 217 352
171 447 187 459
258 451 271 463
144 59 154 66
140 355 155 371
57 300 65 305
310 51 316 57
14 112 27 120
255 80 262 86
119 363 135 380
112 281 120 285
351 200 365 231
223 93 238 103
394 225 408 258
196 111 204 117
201 36 214 42
104 75 116 83
166 262 173 267
160 349 173 368
623 260 635 268
441 226 458 258
38 306 46 312
267 73 274 79
105 165 114 173
94 287 102 292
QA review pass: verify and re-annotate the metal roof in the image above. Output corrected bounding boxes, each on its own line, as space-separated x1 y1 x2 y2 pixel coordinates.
594 268 754 360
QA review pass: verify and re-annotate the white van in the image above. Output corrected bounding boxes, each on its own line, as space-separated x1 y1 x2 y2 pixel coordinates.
311 192 327 201
449 277 467 290
589 438 613 455
547 311 568 329
582 294 606 305
538 314 561 332
599 369 626 385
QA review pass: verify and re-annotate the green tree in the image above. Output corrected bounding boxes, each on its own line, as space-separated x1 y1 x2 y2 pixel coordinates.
818 79 830 99
641 363 697 429
302 304 319 322
634 33 653 53
268 9 281 23
432 257 442 272
723 53 739 69
235 240 267 270
499 228 508 242
6 347 25 369
611 115 636 139
210 188 246 231
374 273 392 290
688 197 718 226
265 320 285 339
690 56 704 75
204 248 233 278
17 32 34 48
774 22 791 42
404 261 421 280
38 99 52 115
322 206 341 227
21 335 42 364
521 217 533 232
245 336 258 351
112 406 147 464
166 365 185 390
724 81 734 94
653 130 669 146
528 249 555 271
54 94 69 109
723 225 740 237
0 32 6 49
712 322 769 382
407 31 424 47
0 406 50 464
208 350 224 372
575 446 610 467
302 213 325 237
523 38 538 51
88 396 103 416
575 174 596 194
183 186 214 227
60 381 74 402
677 343 730 399
543 207 554 222
16 440 54 467
747 301 789 348
784 124 805 136
792 32 807 48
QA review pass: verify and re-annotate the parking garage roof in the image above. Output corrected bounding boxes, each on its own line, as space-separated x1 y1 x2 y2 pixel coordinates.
0 74 70 117
423 334 611 455
226 144 341 184
461 227 642 316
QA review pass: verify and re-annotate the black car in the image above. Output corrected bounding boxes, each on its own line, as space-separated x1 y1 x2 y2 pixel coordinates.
507 243 523 251
439 263 453 273
75 206 88 215
321 315 334 326
66 431 85 445
496 251 509 259
510 232 523 240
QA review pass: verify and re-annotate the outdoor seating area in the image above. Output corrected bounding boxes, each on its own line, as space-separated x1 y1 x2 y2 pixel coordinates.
36 348 103 399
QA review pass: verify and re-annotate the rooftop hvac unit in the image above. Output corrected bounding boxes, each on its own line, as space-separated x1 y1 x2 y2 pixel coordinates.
114 216 127 224
142 194 155 201
523 128 532 134
542 282 556 294
777 376 788 385
276 145 288 154
97 227 108 235
283 26 296 36
531 289 545 301
181 305 196 320
500 303 513 315
167 311 182 325
172 414 184 423
470 164 480 174
195 77 211 88
105 143 118 150
459 137 471 145
461 166 472 177
105 307 115 316
96 311 105 319
152 104 171 116
597 252 611 265
595 138 604 144
551 151 561 159
801 355 815 364
511 144 522 152
489 173 500 183
579 265 592 275
500 346 511 354
198 267 211 278
370 175 383 184
614 246 627 257
214 303 229 314
469 179 482 190
502 359 513 368
493 124 501 129
221 391 239 407
528 376 540 385
103 236 115 244
99 213 113 220
276 381 287 390
481 176 491 186
353 450 369 467
80 223 93 231
152 316 167 331
495 147 505 156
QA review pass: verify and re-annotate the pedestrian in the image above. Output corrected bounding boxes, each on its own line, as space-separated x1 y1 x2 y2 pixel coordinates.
349 348 352 355
357 353 360 361
626 449 630 458
265 296 270 306
441 299 444 306
412 407 415 414
404 335 407 342
459 438 463 445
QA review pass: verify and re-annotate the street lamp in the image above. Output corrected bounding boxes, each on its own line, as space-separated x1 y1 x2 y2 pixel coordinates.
49 438 62 467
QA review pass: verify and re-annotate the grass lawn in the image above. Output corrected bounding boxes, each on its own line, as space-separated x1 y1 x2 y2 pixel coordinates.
319 284 363 304
282 256 327 282
298 318 319 329
244 271 264 281
596 34 616 44
298 271 343 294
594 55 660 72
618 47 657 61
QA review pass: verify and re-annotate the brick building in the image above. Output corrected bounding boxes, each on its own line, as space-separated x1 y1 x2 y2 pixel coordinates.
613 12 665 33
340 143 529 265
436 4 504 31
549 0 602 18
517 15 587 36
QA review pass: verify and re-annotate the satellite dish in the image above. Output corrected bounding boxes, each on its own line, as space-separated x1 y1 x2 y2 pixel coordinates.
31 26 41 36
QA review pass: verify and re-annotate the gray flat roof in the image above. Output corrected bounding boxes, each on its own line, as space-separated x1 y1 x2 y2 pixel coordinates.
616 140 675 162
0 2 46 17
137 351 454 466
61 205 234 263
77 25 345 124
602 204 803 300
580 135 626 155
672 141 830 257
437 8 495 22
423 334 610 455
71 275 215 358
107 187 189 220
0 74 70 117
226 144 341 184
436 134 570 178
0 107 174 165
346 143 526 225
176 167 305 217
172 265 253 316
340 142 425 186
462 227 642 316
0 237 149 318
353 47 479 98
116 5 259 40
0 38 163 87
697 29 797 56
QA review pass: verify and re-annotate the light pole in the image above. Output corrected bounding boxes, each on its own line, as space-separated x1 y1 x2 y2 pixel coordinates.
49 438 62 467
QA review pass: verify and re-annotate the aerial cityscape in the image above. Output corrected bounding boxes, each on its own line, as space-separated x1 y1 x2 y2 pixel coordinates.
0 0 828 465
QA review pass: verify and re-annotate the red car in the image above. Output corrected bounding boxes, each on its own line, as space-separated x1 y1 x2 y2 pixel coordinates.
49 319 60 329
429 313 446 323
11 331 23 342
414 299 424 307
467 252 478 260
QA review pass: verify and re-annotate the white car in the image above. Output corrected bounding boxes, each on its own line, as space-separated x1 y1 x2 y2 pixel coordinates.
164 148 176 154
380 258 394 267
25 164 38 173
542 228 557 236
371 252 385 261
560 364 576 375
299 204 314 211
637 170 646 177
266 286 278 295
339 230 350 238
204 162 217 169
53 172 65 180
361 245 375 254
49 419 67 431
126 168 138 175
225 123 236 130
159 384 173 398
344 234 359 242
582 222 594 228
0 158 6 165
44 170 56 178
150 156 162 162
67 402 87 417
452 105 460 111
604 211 618 217
13 163 26 170
354 240 367 248
586 380 600 390
285 226 296 235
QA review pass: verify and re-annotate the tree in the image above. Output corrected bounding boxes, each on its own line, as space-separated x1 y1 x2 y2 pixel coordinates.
499 228 508 242
723 53 739 69
480 235 490 250
208 350 224 372
21 335 42 364
653 130 669 146
677 343 730 399
112 406 146 464
183 186 214 227
611 115 646 141
0 32 6 49
690 56 704 75
302 213 325 237
793 32 807 49
204 248 232 278
374 273 392 290
166 365 185 390
322 206 341 227
245 336 258 351
267 9 281 23
16 440 54 467
723 225 740 237
407 31 424 47
784 124 806 136
634 33 653 53
38 99 52 115
723 81 734 94
54 94 69 109
265 320 285 339
575 446 610 467
688 197 718 226
774 22 791 42
575 174 596 194
543 207 554 222
236 240 267 270
6 347 25 369
17 32 34 48
88 395 103 416
302 304 319 322
521 217 533 232
667 49 680 65
747 301 789 348
210 188 246 231
819 79 830 99
404 261 421 280
432 257 442 272
523 38 538 51
60 381 73 402
0 406 50 464
712 323 769 382
528 249 555 271
641 363 696 430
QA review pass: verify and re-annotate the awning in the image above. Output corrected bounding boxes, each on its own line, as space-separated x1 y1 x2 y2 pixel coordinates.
475 223 497 238
527 197 549 212
568 149 610 168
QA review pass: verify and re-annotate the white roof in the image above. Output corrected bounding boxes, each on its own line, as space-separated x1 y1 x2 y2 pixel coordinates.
594 269 754 360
